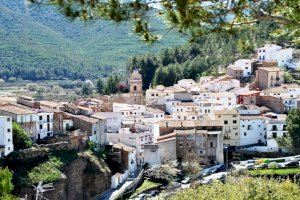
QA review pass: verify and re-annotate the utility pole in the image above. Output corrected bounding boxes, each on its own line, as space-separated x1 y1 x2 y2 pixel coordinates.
224 145 229 171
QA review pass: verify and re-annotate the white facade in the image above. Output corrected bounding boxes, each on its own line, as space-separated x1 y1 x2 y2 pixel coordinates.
93 112 122 133
257 44 293 67
36 112 54 140
234 59 254 77
265 114 288 152
239 116 266 146
176 79 196 89
193 92 237 117
113 103 146 120
107 124 154 165
0 116 13 157
165 101 198 114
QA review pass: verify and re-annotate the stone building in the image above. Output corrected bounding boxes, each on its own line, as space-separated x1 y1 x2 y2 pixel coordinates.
129 68 143 105
255 67 284 90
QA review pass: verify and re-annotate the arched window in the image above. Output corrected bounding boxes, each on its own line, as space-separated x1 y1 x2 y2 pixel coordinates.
133 85 137 91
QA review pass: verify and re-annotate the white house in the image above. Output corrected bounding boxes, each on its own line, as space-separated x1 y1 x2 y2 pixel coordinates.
257 44 293 67
264 113 288 152
239 115 266 146
203 76 240 92
234 59 255 77
36 111 54 140
193 92 237 117
0 104 38 140
92 112 122 133
176 79 196 89
107 123 154 165
0 116 13 157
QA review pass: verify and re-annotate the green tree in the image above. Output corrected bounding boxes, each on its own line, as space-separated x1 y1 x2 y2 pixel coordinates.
96 78 104 94
81 83 93 96
283 71 293 83
38 0 299 44
277 109 300 153
172 177 300 200
34 86 45 100
0 168 15 200
12 122 33 150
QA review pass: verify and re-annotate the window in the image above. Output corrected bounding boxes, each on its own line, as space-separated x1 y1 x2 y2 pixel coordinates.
233 120 237 124
94 131 96 135
39 116 43 120
151 94 154 96
39 124 43 129
47 115 50 122
7 129 10 133
8 139 10 142
244 132 247 136
133 85 137 91
179 142 183 148
210 142 213 148
7 118 10 122
47 124 50 131
224 120 228 124
235 132 238 136
272 132 277 138
233 115 236 117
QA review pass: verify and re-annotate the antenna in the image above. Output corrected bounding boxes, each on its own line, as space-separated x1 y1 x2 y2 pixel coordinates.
32 181 55 200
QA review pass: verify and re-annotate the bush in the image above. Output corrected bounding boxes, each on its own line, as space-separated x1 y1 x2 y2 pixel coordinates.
145 160 180 182
26 83 39 91
12 122 32 150
52 85 65 94
172 177 300 200
0 168 15 200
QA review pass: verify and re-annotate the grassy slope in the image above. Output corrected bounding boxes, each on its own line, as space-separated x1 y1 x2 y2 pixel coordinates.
249 168 300 176
0 0 186 79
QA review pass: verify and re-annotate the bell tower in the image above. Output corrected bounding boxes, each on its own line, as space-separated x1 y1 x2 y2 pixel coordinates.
129 68 143 105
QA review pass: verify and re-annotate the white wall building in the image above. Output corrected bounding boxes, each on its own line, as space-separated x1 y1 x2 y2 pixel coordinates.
107 124 154 165
234 59 255 77
265 113 287 152
193 92 237 117
239 116 266 146
257 44 293 67
36 111 54 140
0 116 13 157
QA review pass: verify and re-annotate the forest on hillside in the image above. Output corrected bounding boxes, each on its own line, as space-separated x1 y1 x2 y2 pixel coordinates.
126 22 294 90
0 0 185 82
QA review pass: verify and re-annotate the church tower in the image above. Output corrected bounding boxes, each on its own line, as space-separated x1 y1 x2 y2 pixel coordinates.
129 68 143 105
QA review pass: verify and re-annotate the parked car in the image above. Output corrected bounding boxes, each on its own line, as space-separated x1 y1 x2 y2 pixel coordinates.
135 193 147 200
181 177 190 184
147 190 159 197
247 160 255 164
246 164 255 170
200 169 212 177
285 161 299 167
256 163 268 169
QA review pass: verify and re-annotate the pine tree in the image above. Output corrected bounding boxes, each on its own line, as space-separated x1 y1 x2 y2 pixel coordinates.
96 78 104 94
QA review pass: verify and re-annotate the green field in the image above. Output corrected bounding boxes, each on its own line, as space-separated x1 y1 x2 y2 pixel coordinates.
249 168 300 176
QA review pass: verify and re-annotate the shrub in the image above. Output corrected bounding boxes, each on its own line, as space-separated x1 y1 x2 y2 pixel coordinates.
26 83 39 91
12 122 32 150
172 177 300 200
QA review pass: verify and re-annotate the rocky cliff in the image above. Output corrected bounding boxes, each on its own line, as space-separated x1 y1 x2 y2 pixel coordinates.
18 151 111 200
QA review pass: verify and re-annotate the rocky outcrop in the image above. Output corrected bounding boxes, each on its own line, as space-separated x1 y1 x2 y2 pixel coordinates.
19 152 111 200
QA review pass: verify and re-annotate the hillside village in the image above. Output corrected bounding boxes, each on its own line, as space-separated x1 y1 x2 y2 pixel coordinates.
1 43 300 198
